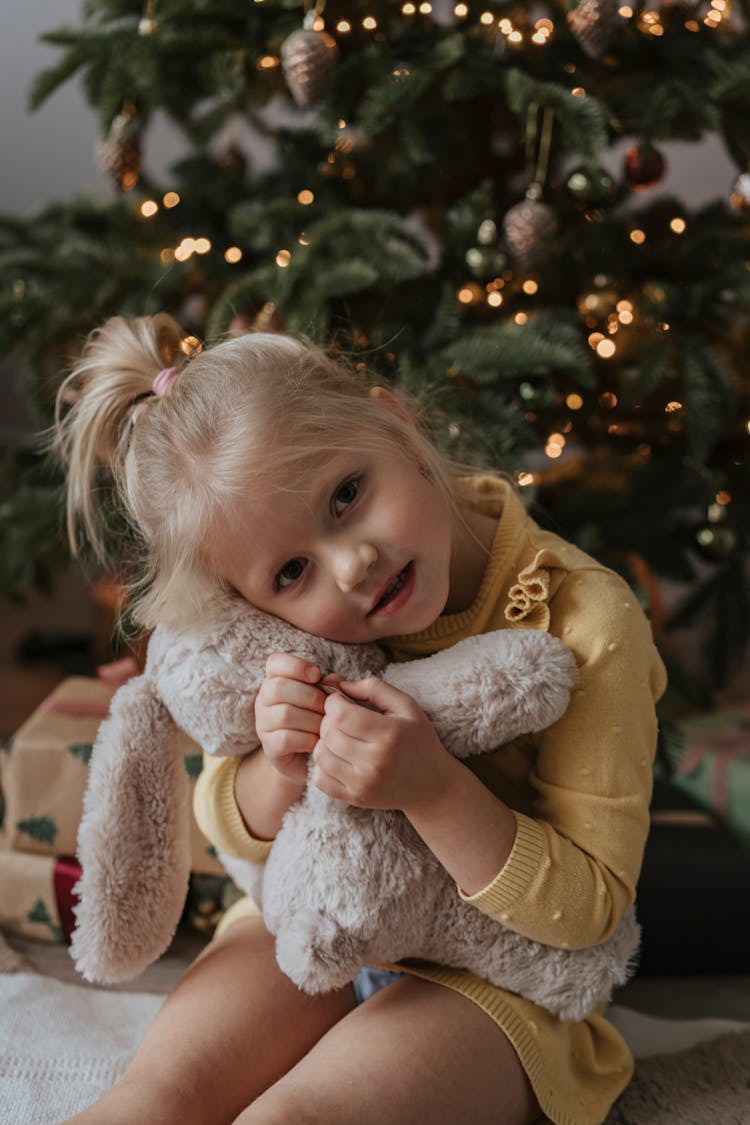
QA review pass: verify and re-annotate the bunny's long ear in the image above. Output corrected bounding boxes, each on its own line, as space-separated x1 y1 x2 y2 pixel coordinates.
70 675 192 984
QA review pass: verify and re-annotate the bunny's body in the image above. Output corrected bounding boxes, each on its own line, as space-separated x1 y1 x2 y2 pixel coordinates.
72 595 639 1021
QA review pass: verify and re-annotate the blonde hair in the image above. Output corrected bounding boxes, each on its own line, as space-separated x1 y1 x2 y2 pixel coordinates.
54 314 469 630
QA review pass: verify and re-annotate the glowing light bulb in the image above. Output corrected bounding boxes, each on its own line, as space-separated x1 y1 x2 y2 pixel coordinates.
629 229 646 245
670 217 686 234
566 393 583 410
276 249 291 267
297 189 315 205
225 246 242 264
596 339 616 358
522 279 539 295
140 200 158 218
162 192 180 209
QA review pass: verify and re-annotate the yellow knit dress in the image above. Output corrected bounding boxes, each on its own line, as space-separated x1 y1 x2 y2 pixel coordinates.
194 477 667 1125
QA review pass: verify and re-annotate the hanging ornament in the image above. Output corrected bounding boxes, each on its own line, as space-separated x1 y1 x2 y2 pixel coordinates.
96 106 141 192
138 0 157 35
624 145 666 191
694 522 737 561
465 218 508 279
729 172 750 215
565 165 617 208
281 6 339 107
568 0 622 58
503 103 558 272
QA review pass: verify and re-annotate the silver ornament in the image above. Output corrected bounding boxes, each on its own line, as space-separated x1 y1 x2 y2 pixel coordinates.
568 0 621 59
502 197 558 272
281 20 339 107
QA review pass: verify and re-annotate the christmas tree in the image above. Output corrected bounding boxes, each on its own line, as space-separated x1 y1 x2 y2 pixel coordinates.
2 0 749 728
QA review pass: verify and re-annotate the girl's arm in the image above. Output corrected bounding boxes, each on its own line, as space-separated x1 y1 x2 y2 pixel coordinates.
313 570 667 950
234 749 306 840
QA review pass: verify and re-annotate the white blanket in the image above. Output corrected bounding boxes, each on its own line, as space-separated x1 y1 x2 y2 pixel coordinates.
0 960 747 1125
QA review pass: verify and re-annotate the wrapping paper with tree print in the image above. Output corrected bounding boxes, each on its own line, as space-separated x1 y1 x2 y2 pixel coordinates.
656 704 750 856
0 676 226 875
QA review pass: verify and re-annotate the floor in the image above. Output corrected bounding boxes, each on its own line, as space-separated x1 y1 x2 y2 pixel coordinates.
2 570 750 1023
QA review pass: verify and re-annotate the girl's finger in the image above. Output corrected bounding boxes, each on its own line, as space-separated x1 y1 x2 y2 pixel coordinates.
261 675 326 713
265 652 321 684
262 703 323 736
336 675 416 717
311 739 357 790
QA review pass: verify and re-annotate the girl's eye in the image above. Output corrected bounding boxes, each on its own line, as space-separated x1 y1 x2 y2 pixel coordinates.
277 557 307 589
333 476 360 517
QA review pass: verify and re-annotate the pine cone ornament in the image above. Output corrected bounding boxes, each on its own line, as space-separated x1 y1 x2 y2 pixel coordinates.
568 0 621 58
502 196 558 273
96 110 141 191
281 19 338 107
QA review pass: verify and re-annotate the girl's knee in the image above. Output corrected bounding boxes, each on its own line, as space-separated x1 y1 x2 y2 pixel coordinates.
234 1079 321 1125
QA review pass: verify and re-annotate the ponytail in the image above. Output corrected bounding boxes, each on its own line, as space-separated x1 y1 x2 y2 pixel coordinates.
54 313 185 564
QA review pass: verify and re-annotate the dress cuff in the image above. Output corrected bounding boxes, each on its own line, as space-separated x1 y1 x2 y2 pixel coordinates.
194 756 274 862
458 812 546 916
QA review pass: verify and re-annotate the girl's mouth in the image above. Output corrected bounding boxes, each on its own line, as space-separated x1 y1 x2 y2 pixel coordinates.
368 561 415 617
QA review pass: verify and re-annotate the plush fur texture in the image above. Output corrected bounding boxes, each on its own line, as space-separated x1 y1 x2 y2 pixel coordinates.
71 595 640 1019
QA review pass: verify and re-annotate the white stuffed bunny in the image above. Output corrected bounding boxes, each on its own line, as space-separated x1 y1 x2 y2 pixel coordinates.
71 594 640 1020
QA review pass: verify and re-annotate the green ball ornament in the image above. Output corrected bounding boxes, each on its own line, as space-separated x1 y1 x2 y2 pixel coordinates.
695 524 736 560
465 245 508 279
566 165 616 207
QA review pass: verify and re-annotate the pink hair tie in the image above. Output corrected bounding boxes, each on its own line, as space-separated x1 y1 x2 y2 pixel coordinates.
130 365 180 425
152 365 179 397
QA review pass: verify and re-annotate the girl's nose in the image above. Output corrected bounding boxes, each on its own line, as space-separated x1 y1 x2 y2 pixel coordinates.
332 541 377 592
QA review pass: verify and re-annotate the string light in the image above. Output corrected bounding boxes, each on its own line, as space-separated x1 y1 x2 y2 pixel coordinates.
522 279 539 295
224 246 243 263
402 2 416 12
566 393 584 410
545 433 566 458
571 87 586 97
140 200 158 218
362 16 377 29
487 291 503 307
630 229 646 245
514 312 528 325
518 471 535 486
588 332 605 348
596 339 616 358
258 55 279 68
297 189 315 205
716 490 731 505
454 3 468 16
419 1 432 12
162 191 180 209
276 249 292 267
480 11 494 26
669 217 687 233
336 19 352 32
599 392 618 408
508 29 523 43
457 286 475 304
618 5 633 16
665 401 682 413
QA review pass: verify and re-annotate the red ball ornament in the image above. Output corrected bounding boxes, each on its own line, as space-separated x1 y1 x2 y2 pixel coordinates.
624 146 666 191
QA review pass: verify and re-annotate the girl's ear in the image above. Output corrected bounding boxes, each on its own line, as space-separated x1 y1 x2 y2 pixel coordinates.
369 385 415 426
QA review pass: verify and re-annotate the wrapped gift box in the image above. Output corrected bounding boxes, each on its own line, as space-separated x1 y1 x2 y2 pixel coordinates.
657 704 750 856
0 851 81 944
0 674 225 876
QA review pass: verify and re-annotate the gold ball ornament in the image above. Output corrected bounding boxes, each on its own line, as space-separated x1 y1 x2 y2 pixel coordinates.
281 18 339 107
96 110 141 192
567 0 622 58
502 194 558 273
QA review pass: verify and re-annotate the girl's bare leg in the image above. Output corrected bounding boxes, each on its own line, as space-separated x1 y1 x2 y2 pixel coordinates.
62 917 355 1125
237 976 542 1125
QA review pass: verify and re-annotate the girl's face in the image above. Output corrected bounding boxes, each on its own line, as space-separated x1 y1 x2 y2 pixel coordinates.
216 438 456 644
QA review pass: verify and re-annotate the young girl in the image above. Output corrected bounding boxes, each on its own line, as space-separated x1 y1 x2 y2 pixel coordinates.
57 312 666 1125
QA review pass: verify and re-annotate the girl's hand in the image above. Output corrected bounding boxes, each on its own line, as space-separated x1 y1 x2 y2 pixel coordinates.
254 653 329 784
311 676 453 813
